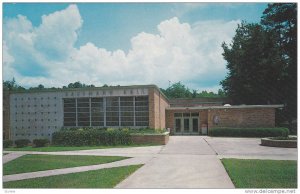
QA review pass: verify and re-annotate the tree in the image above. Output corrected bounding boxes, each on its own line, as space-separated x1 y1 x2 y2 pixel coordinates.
261 3 297 125
220 3 297 129
162 82 193 98
161 82 224 98
3 78 25 91
221 21 284 105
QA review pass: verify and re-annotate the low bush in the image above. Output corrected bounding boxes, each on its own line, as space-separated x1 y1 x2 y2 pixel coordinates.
3 140 13 148
33 139 50 147
209 127 289 138
15 139 31 148
52 129 131 146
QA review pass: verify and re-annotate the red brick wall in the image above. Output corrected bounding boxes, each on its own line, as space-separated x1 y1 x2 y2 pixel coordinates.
207 108 275 130
131 133 169 145
149 88 169 129
166 107 276 135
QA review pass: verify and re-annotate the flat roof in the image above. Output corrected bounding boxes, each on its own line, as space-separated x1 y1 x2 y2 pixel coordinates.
8 84 169 102
166 104 284 110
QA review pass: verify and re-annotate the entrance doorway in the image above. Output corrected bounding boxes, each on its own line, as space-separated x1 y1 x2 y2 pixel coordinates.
174 112 199 135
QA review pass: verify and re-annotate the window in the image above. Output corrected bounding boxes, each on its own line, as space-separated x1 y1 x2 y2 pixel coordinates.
63 98 76 126
135 96 149 126
91 98 104 126
174 113 182 117
120 97 134 126
77 98 90 126
62 95 149 127
106 97 119 126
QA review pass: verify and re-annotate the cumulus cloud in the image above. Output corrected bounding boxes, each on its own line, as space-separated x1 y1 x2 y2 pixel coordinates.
3 4 239 92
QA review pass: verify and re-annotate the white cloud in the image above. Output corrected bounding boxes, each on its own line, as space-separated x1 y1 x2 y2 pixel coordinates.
3 4 239 92
35 4 82 61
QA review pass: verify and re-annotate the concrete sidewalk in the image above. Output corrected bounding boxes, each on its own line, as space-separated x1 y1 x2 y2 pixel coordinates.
3 153 26 164
204 137 298 160
116 136 235 188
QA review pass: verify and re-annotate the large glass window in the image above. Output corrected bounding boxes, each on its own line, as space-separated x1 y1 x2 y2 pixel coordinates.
135 96 149 126
63 95 149 127
77 98 90 126
63 99 76 126
91 98 104 126
120 97 134 126
106 97 119 126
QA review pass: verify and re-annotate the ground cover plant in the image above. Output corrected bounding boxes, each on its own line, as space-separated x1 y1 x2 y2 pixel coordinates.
4 165 143 188
4 154 128 175
222 158 297 188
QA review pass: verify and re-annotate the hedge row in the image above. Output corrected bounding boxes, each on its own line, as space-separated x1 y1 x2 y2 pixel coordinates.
52 129 131 146
3 140 13 148
209 127 289 137
33 139 50 147
15 139 31 148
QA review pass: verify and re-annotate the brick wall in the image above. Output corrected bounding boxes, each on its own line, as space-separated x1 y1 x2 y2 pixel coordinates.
149 88 169 129
169 98 228 107
131 133 169 145
207 108 275 130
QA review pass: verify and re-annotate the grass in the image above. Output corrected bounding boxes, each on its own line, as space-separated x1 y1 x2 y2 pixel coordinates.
4 154 128 175
222 158 297 188
4 143 160 152
4 164 143 188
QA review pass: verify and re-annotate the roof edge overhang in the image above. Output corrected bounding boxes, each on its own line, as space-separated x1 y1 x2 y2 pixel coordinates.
166 104 284 110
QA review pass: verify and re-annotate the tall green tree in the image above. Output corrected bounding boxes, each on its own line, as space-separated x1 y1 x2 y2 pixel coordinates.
221 22 283 105
161 82 193 98
261 3 297 124
221 3 297 127
3 78 25 91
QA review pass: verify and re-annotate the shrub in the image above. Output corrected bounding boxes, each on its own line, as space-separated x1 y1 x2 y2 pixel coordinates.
3 140 13 148
33 138 50 147
15 139 31 148
209 127 289 138
52 128 131 146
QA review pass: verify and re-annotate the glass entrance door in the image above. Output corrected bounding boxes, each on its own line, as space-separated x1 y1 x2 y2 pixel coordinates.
183 118 190 134
174 113 199 135
192 118 199 134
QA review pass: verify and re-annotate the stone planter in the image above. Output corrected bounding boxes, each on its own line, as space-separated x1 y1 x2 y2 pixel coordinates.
261 137 297 148
131 132 169 145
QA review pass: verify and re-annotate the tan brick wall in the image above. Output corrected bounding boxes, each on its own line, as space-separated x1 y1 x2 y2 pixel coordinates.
148 88 169 129
207 108 275 131
3 91 10 140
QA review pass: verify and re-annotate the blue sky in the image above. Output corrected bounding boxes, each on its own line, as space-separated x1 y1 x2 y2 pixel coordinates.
3 3 268 91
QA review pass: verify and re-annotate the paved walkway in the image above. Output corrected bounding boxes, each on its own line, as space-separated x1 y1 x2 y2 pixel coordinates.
116 136 234 188
3 153 26 164
3 136 297 188
204 137 298 160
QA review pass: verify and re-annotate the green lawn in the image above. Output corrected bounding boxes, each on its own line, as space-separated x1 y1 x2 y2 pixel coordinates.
4 165 142 188
4 154 128 175
4 144 160 152
222 158 297 188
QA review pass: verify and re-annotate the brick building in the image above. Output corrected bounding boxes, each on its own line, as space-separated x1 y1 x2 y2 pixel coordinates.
4 84 283 141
